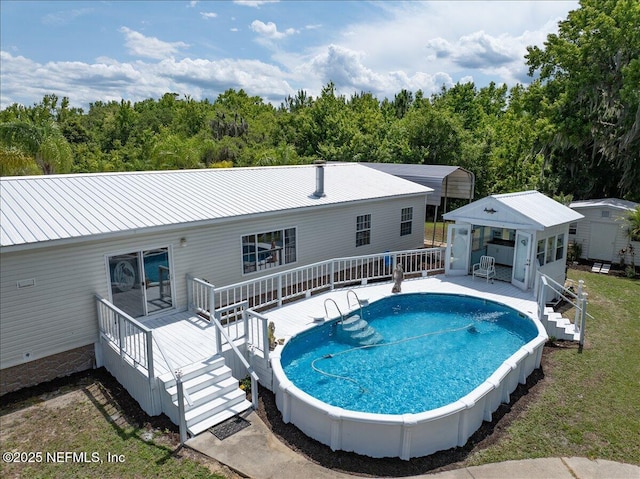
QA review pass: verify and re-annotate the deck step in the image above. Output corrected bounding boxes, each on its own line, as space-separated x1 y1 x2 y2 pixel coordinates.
160 356 253 437
159 356 227 384
188 399 253 436
164 366 232 398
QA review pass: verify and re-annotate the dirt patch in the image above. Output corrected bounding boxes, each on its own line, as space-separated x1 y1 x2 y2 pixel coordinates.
0 368 242 479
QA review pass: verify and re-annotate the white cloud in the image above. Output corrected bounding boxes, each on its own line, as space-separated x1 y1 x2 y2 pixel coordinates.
200 12 218 20
250 20 296 40
119 27 189 60
0 51 294 110
234 0 279 7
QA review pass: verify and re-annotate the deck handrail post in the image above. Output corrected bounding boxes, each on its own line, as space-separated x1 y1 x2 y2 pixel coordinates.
146 330 155 381
574 280 584 328
278 274 283 307
214 312 222 352
186 274 194 312
176 370 188 445
261 314 270 357
330 260 335 290
579 292 588 348
117 312 125 360
208 282 216 317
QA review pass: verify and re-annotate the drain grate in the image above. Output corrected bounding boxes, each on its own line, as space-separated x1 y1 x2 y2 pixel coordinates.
209 416 250 440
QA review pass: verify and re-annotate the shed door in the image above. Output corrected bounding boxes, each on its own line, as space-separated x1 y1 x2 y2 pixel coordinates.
588 221 617 261
445 224 471 275
108 247 173 318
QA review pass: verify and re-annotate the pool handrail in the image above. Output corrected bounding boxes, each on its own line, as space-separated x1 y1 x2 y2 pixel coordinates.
324 298 344 323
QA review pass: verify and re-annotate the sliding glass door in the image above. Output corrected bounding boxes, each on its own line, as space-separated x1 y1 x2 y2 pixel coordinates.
108 247 173 318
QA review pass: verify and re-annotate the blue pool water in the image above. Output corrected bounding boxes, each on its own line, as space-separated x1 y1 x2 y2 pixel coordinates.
280 293 538 415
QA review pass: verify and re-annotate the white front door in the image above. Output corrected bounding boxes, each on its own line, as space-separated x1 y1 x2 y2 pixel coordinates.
512 231 533 290
445 224 471 276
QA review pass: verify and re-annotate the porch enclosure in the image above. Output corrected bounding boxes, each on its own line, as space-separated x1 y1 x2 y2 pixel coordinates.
96 247 445 435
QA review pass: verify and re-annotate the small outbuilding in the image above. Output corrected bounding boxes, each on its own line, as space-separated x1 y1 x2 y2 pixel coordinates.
443 191 583 295
569 198 640 264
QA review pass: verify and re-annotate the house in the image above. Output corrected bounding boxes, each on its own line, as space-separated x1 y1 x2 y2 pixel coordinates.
442 191 583 297
568 198 640 264
0 163 432 395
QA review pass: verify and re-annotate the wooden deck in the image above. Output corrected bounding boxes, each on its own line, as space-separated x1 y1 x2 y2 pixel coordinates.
138 274 539 379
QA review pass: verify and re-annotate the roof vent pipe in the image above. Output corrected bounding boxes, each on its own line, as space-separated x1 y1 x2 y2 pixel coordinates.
313 160 326 198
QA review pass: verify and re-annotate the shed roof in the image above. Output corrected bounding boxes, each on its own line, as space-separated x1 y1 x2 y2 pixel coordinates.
359 163 474 205
443 190 583 230
570 198 639 211
0 163 432 251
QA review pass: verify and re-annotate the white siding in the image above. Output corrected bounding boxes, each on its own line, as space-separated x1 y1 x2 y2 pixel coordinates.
1 195 426 370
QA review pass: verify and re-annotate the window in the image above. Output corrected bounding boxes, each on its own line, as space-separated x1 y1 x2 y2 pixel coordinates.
555 234 565 261
356 214 371 247
536 239 546 265
546 237 555 264
242 228 296 274
569 222 577 235
601 210 610 218
400 207 413 236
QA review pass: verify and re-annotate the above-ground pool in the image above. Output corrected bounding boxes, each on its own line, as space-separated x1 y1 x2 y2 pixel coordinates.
271 292 547 460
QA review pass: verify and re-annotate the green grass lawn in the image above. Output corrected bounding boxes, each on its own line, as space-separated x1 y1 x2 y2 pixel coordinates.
468 269 640 466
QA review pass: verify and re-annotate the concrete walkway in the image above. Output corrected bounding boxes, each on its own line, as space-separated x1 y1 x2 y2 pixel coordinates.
187 411 640 479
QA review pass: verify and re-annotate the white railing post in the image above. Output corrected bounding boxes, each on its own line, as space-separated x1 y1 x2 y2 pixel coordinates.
330 261 335 290
176 369 188 445
574 280 584 328
146 330 155 381
186 274 194 312
117 313 125 360
579 292 588 348
208 282 216 316
278 274 283 307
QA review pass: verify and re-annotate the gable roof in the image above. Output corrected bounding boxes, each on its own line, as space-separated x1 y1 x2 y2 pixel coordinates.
359 163 474 205
1 163 432 251
443 190 583 230
570 198 639 212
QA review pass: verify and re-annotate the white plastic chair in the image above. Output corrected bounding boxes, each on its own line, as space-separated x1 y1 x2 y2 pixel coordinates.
472 255 496 283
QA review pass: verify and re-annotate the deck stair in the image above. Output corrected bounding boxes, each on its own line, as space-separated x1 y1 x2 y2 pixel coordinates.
159 357 252 437
338 314 384 346
542 307 580 341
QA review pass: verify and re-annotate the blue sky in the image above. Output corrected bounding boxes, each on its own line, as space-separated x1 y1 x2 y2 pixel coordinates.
0 0 579 111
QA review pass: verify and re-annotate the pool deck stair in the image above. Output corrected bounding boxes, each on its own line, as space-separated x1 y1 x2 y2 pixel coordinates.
337 314 384 346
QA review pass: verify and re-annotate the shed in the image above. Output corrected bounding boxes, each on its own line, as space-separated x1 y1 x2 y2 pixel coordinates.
0 163 432 394
569 198 639 264
443 191 583 294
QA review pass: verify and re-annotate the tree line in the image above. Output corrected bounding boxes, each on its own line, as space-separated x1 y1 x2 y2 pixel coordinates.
1 0 638 202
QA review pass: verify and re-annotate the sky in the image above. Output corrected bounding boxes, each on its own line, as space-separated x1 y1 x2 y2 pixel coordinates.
0 0 579 111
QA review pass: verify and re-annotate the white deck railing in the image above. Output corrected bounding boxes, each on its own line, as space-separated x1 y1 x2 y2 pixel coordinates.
536 272 590 346
96 294 155 378
211 247 445 312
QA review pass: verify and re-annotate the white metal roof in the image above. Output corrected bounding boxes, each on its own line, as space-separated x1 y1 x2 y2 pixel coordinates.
443 190 583 230
0 163 432 251
570 198 639 211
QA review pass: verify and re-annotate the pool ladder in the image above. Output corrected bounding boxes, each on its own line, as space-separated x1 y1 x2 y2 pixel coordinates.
324 293 383 346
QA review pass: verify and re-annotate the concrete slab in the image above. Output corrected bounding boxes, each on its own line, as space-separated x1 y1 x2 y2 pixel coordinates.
563 456 640 479
186 412 640 479
461 458 575 479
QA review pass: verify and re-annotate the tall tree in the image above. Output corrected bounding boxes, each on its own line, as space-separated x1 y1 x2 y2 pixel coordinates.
526 0 640 200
